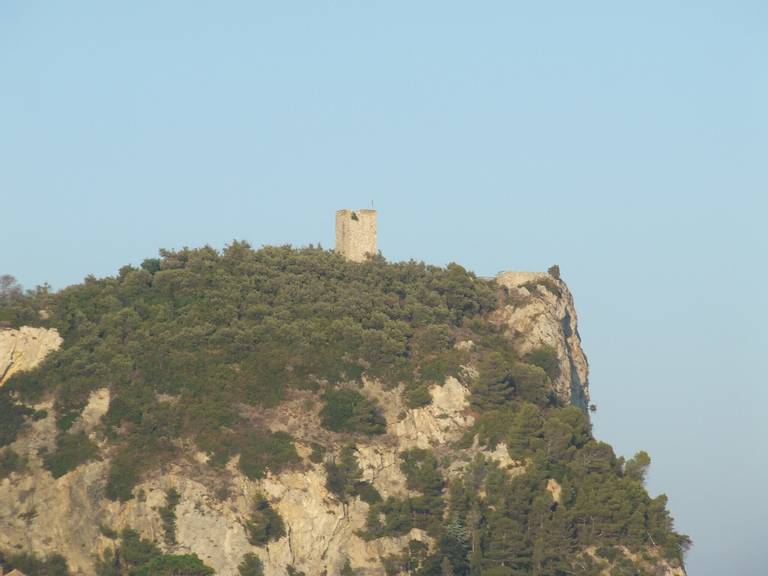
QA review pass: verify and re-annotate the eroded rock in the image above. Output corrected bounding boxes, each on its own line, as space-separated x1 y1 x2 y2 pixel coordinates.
494 272 590 408
0 327 62 386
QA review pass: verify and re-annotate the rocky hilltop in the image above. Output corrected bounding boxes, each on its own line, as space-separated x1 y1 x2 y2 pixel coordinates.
0 247 688 576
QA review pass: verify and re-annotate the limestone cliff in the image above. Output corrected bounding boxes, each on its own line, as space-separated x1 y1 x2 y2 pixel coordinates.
0 380 462 575
494 272 590 408
0 327 62 386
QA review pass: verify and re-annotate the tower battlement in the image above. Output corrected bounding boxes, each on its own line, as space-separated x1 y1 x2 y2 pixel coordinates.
335 209 377 262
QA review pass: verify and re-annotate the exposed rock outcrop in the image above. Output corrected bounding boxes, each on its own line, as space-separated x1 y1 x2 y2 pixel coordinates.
494 271 590 408
0 327 62 386
393 377 473 450
0 375 454 575
583 546 686 576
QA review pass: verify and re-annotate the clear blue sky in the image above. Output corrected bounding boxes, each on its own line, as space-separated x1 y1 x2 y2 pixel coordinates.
1 2 766 574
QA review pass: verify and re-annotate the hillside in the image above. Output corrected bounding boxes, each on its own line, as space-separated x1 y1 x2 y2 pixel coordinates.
0 245 689 575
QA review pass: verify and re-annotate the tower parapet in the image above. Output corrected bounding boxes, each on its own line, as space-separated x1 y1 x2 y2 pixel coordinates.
335 209 377 262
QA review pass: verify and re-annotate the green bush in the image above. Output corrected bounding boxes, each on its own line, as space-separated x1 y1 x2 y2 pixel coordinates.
238 553 265 576
238 430 298 480
524 345 561 380
246 494 286 545
354 480 383 505
400 449 443 497
324 444 379 504
404 382 432 409
308 442 325 464
105 446 142 501
0 393 33 447
95 529 214 576
135 554 214 576
159 487 181 545
472 348 551 410
320 388 386 435
0 448 21 479
417 348 465 385
325 445 360 498
2 552 71 576
43 431 99 478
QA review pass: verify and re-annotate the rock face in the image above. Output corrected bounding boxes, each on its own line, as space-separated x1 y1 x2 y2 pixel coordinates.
0 380 451 575
494 271 590 408
393 377 474 450
0 327 62 386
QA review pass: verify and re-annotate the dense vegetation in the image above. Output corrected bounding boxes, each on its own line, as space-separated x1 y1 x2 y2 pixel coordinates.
0 245 495 496
95 529 214 575
367 406 690 575
238 553 265 576
245 494 287 546
0 552 71 576
159 488 181 546
0 447 21 479
0 246 689 574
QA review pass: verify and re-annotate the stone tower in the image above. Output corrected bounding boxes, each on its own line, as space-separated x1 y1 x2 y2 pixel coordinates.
335 209 377 262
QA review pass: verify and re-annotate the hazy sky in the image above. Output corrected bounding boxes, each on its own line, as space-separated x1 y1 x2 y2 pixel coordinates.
2 2 766 574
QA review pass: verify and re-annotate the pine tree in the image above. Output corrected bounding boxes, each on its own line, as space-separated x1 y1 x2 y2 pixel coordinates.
482 513 530 575
507 403 542 458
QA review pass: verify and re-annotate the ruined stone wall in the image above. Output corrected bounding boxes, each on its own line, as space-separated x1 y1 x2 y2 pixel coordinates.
335 209 377 262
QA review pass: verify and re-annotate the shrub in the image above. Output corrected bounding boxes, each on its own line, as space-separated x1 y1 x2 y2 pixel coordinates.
324 444 379 503
3 552 71 576
159 487 181 545
43 431 99 479
246 494 286 545
354 481 382 505
400 449 443 497
308 442 325 464
99 524 118 539
417 349 465 385
0 448 21 479
524 345 561 380
472 350 550 409
135 554 214 576
0 393 32 447
238 553 265 576
404 382 432 409
105 447 141 501
238 430 298 480
325 444 361 500
320 389 386 435
95 529 214 576
411 325 455 355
